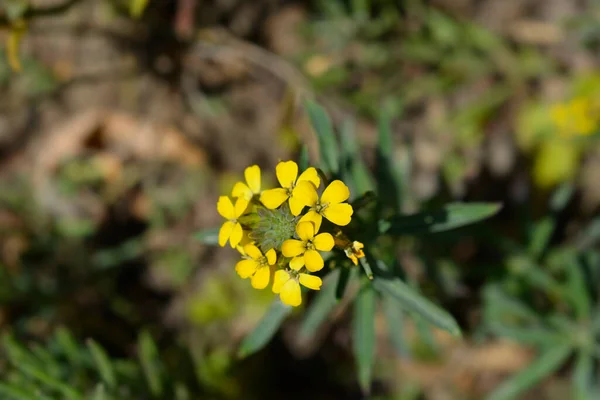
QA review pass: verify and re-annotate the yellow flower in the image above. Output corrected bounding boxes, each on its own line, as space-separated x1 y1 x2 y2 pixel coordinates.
272 269 322 307
217 196 248 248
260 161 320 216
232 165 262 201
296 180 353 231
282 221 334 272
344 241 365 265
235 244 277 289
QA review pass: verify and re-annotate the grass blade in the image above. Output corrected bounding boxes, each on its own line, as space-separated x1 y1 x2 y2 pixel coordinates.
238 300 291 358
353 283 376 394
87 339 117 389
298 269 340 343
382 293 410 357
138 331 163 396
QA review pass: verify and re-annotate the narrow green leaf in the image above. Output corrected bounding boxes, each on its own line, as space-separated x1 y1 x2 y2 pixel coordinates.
359 257 374 280
382 203 502 236
335 266 352 300
0 382 37 400
382 293 410 357
373 277 461 336
305 100 339 174
138 331 163 396
576 217 600 249
238 300 291 358
487 323 562 346
16 362 83 400
340 118 374 195
550 182 574 212
90 384 107 400
86 339 117 389
563 255 591 322
298 269 340 343
55 327 81 365
298 145 310 172
487 343 572 400
353 283 376 394
528 217 555 259
376 111 404 212
573 352 593 400
193 227 220 245
483 285 540 322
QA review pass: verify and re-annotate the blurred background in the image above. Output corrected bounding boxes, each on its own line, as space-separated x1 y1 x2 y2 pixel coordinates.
1 0 600 399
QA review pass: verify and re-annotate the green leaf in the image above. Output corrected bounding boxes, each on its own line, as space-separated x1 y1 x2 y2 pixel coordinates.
335 266 354 300
487 343 572 400
376 111 404 212
305 100 339 174
55 327 81 365
486 323 562 346
16 362 83 400
193 227 220 245
87 339 117 389
298 269 340 343
550 182 574 212
382 202 502 236
382 293 410 357
0 382 38 400
238 300 291 358
373 277 461 336
573 352 594 400
528 217 555 259
483 285 540 322
138 331 163 396
91 384 107 400
298 145 310 172
339 118 374 196
353 283 376 394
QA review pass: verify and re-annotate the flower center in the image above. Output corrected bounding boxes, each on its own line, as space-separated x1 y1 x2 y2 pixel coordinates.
250 203 297 253
258 256 269 267
315 202 328 213
305 241 315 251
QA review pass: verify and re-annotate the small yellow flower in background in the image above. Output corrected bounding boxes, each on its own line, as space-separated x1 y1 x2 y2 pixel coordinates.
272 269 322 307
550 97 598 138
217 196 248 248
235 244 277 289
282 221 334 271
344 241 365 265
297 180 354 231
232 165 262 201
260 161 320 215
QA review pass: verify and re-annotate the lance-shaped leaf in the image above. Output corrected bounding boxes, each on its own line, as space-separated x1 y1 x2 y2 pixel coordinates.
87 339 116 390
305 100 339 175
238 300 291 358
193 227 220 245
340 118 374 196
353 283 376 394
138 331 163 396
298 269 340 343
381 202 501 236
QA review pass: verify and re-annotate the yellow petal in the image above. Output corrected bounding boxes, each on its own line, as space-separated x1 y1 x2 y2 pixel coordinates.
243 244 263 260
304 249 324 272
260 188 289 209
251 266 270 289
272 270 290 294
234 197 249 218
299 210 323 232
280 279 302 306
245 165 261 194
313 233 334 251
296 221 315 241
282 239 305 257
235 259 257 278
299 273 322 290
229 222 243 248
217 196 235 219
276 160 298 189
265 248 277 265
349 254 358 265
236 245 246 256
218 221 235 247
289 256 305 271
297 167 320 188
321 180 350 204
232 182 252 200
323 203 353 226
288 195 306 216
292 180 319 207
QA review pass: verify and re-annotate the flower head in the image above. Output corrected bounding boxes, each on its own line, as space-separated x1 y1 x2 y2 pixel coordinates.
260 161 320 216
235 244 277 289
232 165 262 201
272 269 322 307
282 221 334 272
217 196 248 248
344 241 365 265
297 180 353 231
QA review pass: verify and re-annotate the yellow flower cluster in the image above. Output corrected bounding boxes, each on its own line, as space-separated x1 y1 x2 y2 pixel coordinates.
550 97 599 138
216 161 364 306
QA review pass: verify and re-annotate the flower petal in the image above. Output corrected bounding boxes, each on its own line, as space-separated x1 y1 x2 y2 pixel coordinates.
321 180 350 204
288 195 306 216
299 210 323 232
218 221 234 247
234 197 249 218
322 203 353 226
235 259 257 278
313 232 334 251
296 221 315 241
265 248 277 265
229 222 243 248
304 249 324 272
276 160 298 189
251 266 270 289
299 273 322 290
232 182 252 200
272 270 290 294
217 196 235 219
245 165 261 194
297 167 320 188
243 244 263 260
292 180 319 207
282 239 305 257
260 188 289 209
289 256 305 271
280 279 302 306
